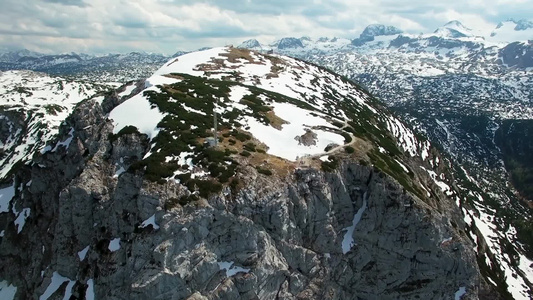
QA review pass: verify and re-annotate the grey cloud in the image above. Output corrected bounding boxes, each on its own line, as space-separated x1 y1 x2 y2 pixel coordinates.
114 19 151 29
161 0 313 15
180 24 253 39
43 0 88 7
41 18 70 29
0 0 532 54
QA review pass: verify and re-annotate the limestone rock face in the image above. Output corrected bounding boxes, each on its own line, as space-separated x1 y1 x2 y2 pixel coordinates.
0 97 491 300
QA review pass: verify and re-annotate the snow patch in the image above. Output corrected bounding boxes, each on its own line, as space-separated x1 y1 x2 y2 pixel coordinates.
217 261 250 277
244 102 344 161
13 208 30 234
52 128 75 152
342 192 368 254
85 279 95 300
454 286 466 300
113 166 125 178
118 83 136 98
0 280 17 300
108 238 121 252
39 272 75 300
156 47 228 77
78 246 89 261
140 214 160 230
0 183 15 213
109 89 166 140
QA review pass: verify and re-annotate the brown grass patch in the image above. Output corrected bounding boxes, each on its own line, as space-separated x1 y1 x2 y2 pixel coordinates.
265 111 288 130
210 128 299 177
220 48 255 63
163 74 185 80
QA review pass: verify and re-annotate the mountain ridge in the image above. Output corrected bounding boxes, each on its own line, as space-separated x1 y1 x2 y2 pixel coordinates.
0 21 532 299
0 46 502 299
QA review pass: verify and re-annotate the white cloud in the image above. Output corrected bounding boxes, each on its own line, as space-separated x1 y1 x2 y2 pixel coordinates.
0 0 531 54
424 9 498 35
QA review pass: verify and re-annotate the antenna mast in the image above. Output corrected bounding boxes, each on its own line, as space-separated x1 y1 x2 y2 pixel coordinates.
213 106 218 147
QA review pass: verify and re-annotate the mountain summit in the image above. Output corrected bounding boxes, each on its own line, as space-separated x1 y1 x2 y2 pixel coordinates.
490 19 533 42
237 39 262 50
434 20 475 38
352 24 403 46
360 24 403 38
0 46 496 299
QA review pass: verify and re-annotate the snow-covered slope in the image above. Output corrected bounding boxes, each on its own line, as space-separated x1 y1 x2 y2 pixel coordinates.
109 47 431 171
233 20 533 300
0 70 109 179
270 27 532 300
0 46 500 300
490 19 533 43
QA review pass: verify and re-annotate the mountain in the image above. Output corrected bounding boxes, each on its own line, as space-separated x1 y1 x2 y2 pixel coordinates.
0 49 44 63
0 50 172 83
237 21 533 300
434 20 475 39
499 41 533 68
0 47 504 299
352 24 402 46
491 19 533 42
361 24 403 38
0 20 531 297
272 37 304 49
237 39 263 50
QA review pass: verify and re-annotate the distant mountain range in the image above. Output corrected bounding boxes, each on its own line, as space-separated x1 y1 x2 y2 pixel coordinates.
1 19 531 84
0 51 182 83
238 19 532 68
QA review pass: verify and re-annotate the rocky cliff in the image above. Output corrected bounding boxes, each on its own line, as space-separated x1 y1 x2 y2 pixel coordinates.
0 47 502 299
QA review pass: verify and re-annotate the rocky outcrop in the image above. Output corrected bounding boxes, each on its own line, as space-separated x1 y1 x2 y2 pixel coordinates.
276 38 304 50
498 41 533 69
0 94 494 299
352 24 402 46
237 39 262 50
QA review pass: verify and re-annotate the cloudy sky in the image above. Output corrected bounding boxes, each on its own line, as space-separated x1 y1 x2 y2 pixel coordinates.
0 0 531 55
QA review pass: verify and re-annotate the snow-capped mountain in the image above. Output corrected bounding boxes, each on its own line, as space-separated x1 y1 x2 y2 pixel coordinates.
490 19 533 43
0 49 44 63
237 38 263 50
238 36 352 55
434 20 476 39
361 24 403 38
0 46 505 299
0 50 173 83
273 37 304 49
351 24 403 46
0 19 531 298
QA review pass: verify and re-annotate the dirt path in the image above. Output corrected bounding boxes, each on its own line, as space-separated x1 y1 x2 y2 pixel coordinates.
295 120 356 166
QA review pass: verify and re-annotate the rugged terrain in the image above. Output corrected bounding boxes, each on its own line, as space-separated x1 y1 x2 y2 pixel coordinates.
0 47 503 299
0 51 174 83
237 20 533 300
0 70 111 179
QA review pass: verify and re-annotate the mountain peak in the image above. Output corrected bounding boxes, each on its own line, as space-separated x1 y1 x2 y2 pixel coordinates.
360 24 403 38
505 18 533 31
434 20 474 38
275 37 304 49
491 19 533 42
237 39 262 49
352 24 403 46
443 20 465 28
